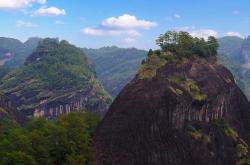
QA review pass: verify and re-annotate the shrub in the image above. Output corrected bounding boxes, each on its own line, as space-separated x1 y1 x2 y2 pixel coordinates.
192 93 207 101
203 135 211 143
188 130 202 140
237 144 248 157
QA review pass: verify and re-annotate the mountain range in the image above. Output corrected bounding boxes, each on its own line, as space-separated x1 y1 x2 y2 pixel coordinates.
1 33 250 164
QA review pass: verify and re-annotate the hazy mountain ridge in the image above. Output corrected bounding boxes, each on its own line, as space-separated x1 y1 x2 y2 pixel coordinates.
218 36 250 99
0 37 42 68
83 46 147 96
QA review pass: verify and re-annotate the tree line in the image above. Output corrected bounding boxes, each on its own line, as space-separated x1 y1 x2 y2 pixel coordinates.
155 31 219 58
0 112 99 165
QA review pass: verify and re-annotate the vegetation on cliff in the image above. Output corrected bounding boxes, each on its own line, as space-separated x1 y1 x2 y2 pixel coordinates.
138 31 219 80
0 112 99 165
156 31 219 57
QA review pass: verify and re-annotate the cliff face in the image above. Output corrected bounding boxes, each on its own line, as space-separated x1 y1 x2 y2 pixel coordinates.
94 56 250 165
0 38 111 119
0 94 25 125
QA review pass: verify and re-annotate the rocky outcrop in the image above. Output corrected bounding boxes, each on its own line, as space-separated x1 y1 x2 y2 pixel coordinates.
31 88 109 119
94 56 250 165
0 94 25 124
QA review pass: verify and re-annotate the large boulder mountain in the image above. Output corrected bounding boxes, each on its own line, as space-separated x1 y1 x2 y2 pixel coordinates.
94 54 250 165
0 38 111 119
0 37 42 68
83 46 146 97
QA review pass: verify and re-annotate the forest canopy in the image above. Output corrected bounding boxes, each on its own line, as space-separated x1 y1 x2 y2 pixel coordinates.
156 31 219 58
0 112 100 165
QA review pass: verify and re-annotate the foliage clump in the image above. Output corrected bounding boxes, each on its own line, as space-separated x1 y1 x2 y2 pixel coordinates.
187 126 210 143
138 54 166 80
138 31 219 80
214 120 250 162
237 144 248 157
168 73 207 102
156 31 219 58
0 111 100 165
214 120 239 141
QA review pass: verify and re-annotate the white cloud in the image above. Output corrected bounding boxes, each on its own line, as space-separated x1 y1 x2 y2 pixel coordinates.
101 14 157 30
16 20 38 27
81 14 156 38
0 0 46 10
55 20 64 25
190 29 218 39
175 26 218 39
81 28 140 37
174 14 181 19
225 32 244 38
33 6 66 16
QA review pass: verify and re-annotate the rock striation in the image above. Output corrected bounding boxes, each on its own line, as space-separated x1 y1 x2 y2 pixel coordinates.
94 56 250 165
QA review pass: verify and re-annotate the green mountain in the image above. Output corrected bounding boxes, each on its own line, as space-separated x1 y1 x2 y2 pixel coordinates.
0 38 111 119
218 36 250 99
83 46 147 96
0 37 42 68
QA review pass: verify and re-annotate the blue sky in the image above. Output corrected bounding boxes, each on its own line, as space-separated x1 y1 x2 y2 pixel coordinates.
0 0 249 49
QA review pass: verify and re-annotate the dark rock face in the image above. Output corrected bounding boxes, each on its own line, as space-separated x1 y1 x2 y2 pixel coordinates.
0 94 25 124
24 87 110 119
94 57 250 165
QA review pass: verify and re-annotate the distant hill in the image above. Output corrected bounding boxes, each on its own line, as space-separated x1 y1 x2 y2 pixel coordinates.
0 37 42 68
0 38 111 119
83 46 147 96
218 36 250 99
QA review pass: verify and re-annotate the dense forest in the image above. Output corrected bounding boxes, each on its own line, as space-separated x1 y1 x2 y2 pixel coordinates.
0 112 99 165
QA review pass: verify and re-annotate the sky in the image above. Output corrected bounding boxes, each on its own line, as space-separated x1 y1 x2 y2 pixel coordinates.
0 0 249 49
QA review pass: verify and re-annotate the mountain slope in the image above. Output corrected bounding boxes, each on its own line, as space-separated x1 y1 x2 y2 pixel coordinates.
94 33 250 165
0 38 111 119
0 37 42 68
83 46 146 96
94 55 250 165
218 36 250 99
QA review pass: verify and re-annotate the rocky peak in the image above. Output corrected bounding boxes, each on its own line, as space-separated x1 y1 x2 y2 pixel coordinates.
94 54 250 165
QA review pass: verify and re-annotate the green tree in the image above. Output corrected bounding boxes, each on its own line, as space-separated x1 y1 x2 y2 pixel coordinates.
207 36 219 56
147 49 154 57
0 111 100 165
156 31 178 52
